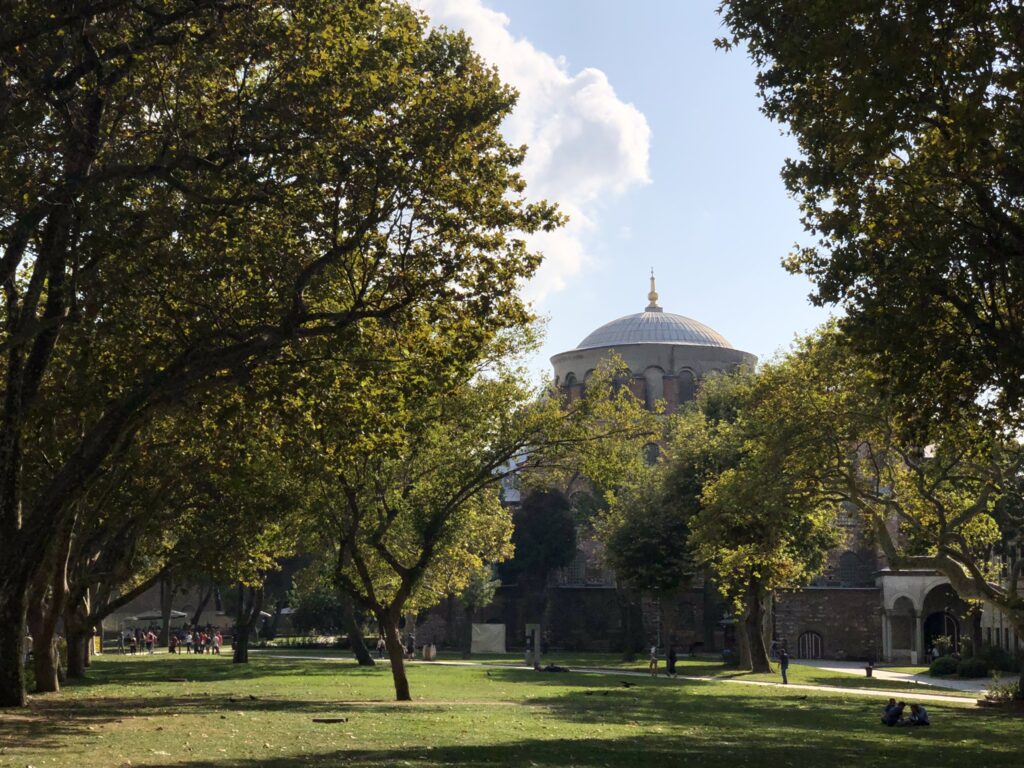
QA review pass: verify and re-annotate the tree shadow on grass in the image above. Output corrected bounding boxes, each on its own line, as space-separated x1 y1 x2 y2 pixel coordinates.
150 728 1024 768
62 654 377 690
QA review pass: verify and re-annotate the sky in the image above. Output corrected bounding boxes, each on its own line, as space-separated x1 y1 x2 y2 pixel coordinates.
414 0 834 376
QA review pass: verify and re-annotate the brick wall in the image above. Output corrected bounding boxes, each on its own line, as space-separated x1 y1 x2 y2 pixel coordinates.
774 588 882 661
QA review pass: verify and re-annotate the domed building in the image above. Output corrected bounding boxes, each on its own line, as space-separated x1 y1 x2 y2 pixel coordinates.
551 275 756 411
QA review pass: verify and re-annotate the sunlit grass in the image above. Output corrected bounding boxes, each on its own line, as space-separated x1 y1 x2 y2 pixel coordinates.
0 654 1015 767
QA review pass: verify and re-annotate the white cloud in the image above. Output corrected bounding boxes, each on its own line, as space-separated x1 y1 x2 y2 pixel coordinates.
413 0 651 303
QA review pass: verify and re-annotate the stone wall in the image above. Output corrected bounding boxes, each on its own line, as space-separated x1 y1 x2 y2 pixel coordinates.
774 587 882 661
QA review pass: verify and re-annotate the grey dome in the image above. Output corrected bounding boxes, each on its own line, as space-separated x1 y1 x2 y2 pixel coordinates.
577 311 733 350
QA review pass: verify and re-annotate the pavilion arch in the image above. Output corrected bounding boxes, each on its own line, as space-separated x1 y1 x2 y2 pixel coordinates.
564 372 577 387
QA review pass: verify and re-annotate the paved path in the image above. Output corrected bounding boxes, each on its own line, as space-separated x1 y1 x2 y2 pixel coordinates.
793 659 1012 694
253 652 981 707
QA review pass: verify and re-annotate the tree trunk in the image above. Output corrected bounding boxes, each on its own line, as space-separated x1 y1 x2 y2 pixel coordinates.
343 597 374 667
191 585 214 627
462 607 474 659
265 599 285 641
27 602 59 694
735 608 752 670
233 584 263 665
66 631 88 678
380 611 411 701
159 572 173 648
745 585 772 674
0 585 28 706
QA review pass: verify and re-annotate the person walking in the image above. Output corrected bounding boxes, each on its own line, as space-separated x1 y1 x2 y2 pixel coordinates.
648 644 658 677
778 649 790 684
376 636 386 659
666 644 677 678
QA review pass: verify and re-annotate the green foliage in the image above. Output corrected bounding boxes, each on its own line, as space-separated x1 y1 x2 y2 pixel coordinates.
928 656 960 677
956 657 990 679
602 476 693 593
460 566 501 614
718 1 1024 426
684 366 842 604
500 490 577 586
979 645 1019 674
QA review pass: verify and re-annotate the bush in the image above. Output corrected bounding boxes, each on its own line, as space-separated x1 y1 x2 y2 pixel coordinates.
956 657 990 678
984 673 1023 704
928 655 959 676
979 645 1019 673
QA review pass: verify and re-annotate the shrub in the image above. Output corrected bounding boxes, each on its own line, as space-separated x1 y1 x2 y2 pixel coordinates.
956 657 990 678
984 673 1022 704
928 655 959 676
979 645 1019 673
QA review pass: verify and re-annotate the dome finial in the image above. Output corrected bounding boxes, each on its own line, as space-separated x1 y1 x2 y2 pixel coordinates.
646 268 662 312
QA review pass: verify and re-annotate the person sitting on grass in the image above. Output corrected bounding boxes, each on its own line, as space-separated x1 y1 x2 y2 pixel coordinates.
882 700 905 726
906 703 930 726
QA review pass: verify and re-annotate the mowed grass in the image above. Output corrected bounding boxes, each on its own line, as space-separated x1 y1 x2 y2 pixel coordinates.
260 648 979 697
0 654 1019 768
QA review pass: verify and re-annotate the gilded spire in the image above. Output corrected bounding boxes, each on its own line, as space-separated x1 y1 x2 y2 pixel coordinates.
646 268 662 312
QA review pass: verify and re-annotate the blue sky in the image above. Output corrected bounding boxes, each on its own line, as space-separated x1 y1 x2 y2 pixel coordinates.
417 1 834 375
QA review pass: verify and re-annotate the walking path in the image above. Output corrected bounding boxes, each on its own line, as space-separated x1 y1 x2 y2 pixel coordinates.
253 652 982 707
794 659 1013 694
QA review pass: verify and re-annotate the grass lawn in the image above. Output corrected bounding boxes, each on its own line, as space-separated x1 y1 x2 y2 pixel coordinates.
0 654 1018 767
259 648 979 697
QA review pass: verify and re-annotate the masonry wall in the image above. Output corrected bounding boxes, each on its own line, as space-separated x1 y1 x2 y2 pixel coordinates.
774 587 882 661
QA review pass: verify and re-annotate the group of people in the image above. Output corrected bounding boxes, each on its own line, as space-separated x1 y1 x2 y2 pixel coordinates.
120 627 225 655
169 628 224 654
120 628 159 654
882 698 930 727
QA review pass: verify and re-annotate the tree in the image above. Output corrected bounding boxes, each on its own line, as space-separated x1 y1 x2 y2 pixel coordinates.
313 373 532 701
498 489 577 633
755 328 1024 687
717 1 1024 427
0 0 557 705
607 367 840 673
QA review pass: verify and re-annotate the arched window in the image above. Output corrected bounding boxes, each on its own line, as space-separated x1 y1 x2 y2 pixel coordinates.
677 370 696 402
797 631 823 659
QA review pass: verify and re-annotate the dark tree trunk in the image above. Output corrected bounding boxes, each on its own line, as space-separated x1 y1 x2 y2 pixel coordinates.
191 585 214 627
27 601 60 693
159 572 173 648
380 611 411 701
745 584 772 674
343 597 374 666
265 599 285 641
66 631 88 678
0 584 28 706
233 584 263 664
445 593 458 649
462 607 474 659
63 591 93 679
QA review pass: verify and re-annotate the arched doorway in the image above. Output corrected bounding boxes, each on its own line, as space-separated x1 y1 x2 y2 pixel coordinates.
923 612 960 656
922 583 969 657
797 631 823 659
